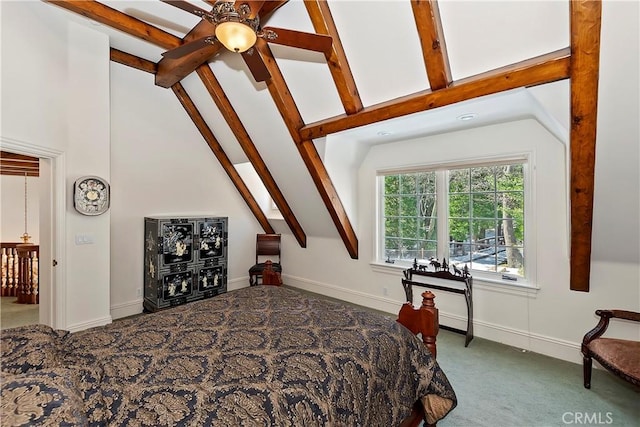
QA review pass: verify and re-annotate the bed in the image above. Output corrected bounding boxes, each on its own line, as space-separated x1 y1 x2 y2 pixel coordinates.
1 285 456 426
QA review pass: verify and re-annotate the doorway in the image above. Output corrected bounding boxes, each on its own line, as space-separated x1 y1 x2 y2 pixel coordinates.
0 152 40 329
1 136 66 329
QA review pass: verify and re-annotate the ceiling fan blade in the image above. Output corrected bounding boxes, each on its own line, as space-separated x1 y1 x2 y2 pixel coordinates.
262 27 332 54
241 48 271 82
161 0 210 17
162 36 214 59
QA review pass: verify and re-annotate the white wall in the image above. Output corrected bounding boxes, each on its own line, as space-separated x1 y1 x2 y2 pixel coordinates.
284 117 639 364
108 63 263 318
1 1 111 330
1 175 40 244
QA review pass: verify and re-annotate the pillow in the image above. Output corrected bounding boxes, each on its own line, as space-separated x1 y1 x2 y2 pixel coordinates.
1 324 67 374
0 368 89 426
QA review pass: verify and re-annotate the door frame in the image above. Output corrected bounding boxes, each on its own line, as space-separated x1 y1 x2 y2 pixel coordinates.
1 136 66 329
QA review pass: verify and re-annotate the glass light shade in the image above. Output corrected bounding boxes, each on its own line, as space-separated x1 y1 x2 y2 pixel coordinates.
215 21 257 53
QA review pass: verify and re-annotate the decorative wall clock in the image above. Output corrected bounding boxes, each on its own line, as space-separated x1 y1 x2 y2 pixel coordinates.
73 176 110 215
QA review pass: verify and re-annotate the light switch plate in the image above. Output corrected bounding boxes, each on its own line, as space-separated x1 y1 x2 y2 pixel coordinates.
75 234 94 245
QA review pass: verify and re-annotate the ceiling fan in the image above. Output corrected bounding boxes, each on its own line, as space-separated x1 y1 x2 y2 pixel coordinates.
161 0 333 82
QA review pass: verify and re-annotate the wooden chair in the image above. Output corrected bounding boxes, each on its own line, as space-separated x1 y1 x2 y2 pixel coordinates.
581 309 640 389
248 234 282 286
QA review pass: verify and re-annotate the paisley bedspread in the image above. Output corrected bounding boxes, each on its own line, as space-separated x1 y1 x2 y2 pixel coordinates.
1 286 456 426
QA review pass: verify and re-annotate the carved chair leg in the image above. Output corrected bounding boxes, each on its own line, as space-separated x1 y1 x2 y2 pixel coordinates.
583 355 592 389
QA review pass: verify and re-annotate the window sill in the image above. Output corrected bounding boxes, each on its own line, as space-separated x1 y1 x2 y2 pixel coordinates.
369 261 539 298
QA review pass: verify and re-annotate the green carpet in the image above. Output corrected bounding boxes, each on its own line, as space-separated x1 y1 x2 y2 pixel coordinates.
0 296 39 330
435 330 639 427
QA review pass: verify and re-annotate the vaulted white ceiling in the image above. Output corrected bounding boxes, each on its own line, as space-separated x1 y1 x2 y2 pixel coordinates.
33 0 635 287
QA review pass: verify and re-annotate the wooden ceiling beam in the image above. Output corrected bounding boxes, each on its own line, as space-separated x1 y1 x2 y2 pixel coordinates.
255 40 358 259
196 64 308 248
45 0 181 50
110 48 157 73
304 0 363 114
569 0 602 292
300 47 571 140
411 0 452 90
171 82 275 234
257 0 288 17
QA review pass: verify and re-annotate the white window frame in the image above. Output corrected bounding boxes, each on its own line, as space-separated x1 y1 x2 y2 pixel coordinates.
376 153 536 287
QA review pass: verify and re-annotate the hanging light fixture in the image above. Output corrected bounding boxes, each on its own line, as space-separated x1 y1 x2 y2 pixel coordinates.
20 172 31 244
215 21 257 53
197 1 276 53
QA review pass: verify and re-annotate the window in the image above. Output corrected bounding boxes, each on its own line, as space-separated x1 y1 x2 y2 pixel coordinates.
380 159 528 282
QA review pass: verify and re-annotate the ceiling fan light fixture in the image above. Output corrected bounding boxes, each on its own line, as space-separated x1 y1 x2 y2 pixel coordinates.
215 21 257 53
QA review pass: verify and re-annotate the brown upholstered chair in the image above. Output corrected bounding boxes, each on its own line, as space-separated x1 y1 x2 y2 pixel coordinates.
581 309 640 389
248 234 282 286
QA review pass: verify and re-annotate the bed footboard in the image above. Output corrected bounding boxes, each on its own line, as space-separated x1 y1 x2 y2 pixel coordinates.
397 291 439 427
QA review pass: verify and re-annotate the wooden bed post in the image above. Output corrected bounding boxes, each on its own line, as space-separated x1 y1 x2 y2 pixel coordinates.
397 291 439 358
397 291 440 427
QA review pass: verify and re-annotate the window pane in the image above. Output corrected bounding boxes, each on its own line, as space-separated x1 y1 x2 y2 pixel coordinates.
497 191 524 213
497 218 524 245
416 240 437 261
471 244 497 272
417 172 436 194
385 175 399 194
450 243 471 265
496 164 524 191
449 218 469 243
386 195 399 216
471 193 496 218
385 217 399 238
395 239 416 261
400 174 417 194
419 217 437 240
497 246 524 274
418 194 436 217
471 219 497 246
449 169 469 193
449 193 470 217
400 217 418 238
471 166 495 192
385 238 400 259
400 196 417 217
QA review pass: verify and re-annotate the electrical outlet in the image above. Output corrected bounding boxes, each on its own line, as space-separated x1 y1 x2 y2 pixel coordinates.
136 288 142 297
382 287 389 296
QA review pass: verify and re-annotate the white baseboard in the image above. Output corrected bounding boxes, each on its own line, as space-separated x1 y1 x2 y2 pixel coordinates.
110 299 143 320
228 277 250 291
66 316 112 333
283 274 583 365
283 274 402 314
